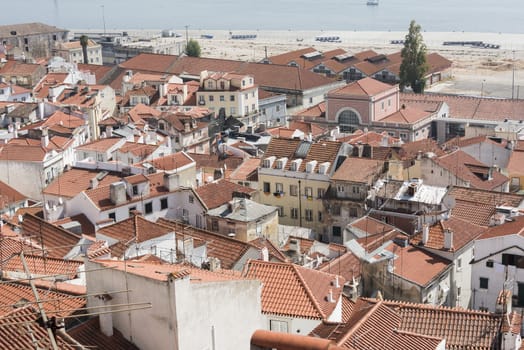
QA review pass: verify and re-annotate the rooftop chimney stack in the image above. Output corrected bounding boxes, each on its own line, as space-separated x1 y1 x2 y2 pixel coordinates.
422 224 429 245
443 229 453 250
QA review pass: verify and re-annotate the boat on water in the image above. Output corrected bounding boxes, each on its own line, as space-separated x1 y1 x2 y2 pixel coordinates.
315 36 341 43
367 0 379 5
200 34 214 39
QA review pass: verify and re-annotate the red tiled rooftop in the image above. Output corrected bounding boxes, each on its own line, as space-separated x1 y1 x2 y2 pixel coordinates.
328 77 395 97
331 157 384 183
97 214 173 244
195 179 256 209
75 137 123 152
43 168 122 198
242 260 345 320
478 215 524 240
68 317 140 350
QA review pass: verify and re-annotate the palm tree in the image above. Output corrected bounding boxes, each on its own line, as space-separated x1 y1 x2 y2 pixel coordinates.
79 35 89 64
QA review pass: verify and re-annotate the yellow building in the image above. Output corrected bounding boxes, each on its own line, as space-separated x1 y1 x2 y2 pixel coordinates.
196 71 259 127
258 138 344 241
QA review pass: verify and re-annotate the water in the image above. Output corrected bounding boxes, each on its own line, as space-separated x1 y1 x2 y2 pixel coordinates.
2 0 523 33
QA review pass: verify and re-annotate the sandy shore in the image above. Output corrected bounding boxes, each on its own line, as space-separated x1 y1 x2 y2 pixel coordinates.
75 29 524 98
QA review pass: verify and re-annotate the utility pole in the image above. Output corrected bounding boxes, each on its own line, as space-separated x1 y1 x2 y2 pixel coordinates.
184 25 189 53
101 5 106 35
298 180 302 227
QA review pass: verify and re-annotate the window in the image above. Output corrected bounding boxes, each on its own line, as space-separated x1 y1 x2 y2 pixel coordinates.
317 188 325 199
270 320 288 333
220 95 225 102
318 211 323 222
332 205 341 216
479 277 489 289
211 219 219 232
291 208 298 219
276 105 280 112
230 107 236 115
230 95 235 101
339 110 360 132
305 187 313 199
400 133 408 140
128 206 136 216
220 81 225 89
132 185 138 195
457 287 461 298
337 185 345 193
263 182 270 193
333 226 342 237
381 102 384 110
486 260 494 268
290 185 298 196
244 93 248 99
457 258 462 271
349 207 358 217
160 198 168 210
207 81 213 89
108 212 116 221
189 195 194 203
277 206 284 217
502 253 524 268
209 95 214 102
275 183 283 194
252 103 256 111
145 202 153 214
305 209 313 222
352 186 360 194
309 97 313 103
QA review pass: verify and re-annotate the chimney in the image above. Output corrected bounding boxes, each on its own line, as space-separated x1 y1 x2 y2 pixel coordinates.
41 128 49 148
163 173 179 192
109 182 126 205
488 166 494 181
333 276 340 288
38 101 45 120
327 289 335 303
422 223 429 245
407 182 418 196
288 238 300 253
99 308 114 337
184 122 190 133
106 126 113 137
443 229 453 250
89 177 99 189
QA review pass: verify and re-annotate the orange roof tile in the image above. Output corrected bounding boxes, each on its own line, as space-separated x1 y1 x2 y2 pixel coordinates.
97 215 172 244
43 168 122 198
75 137 123 152
195 179 256 209
68 317 140 350
2 254 82 279
508 150 524 176
478 215 524 239
243 260 345 320
331 157 384 183
328 77 394 97
140 151 194 171
229 158 261 182
378 106 432 124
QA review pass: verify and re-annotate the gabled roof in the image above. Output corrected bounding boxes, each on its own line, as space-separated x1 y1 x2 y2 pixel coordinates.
411 216 485 252
118 142 158 158
0 180 27 207
317 251 362 282
242 260 345 320
97 214 173 244
0 143 48 162
442 135 507 150
294 101 326 119
140 151 194 171
248 237 288 262
507 149 524 176
43 168 122 198
2 254 82 279
127 103 162 123
194 179 256 210
75 137 123 153
377 105 432 124
229 158 261 182
69 317 139 350
157 218 259 270
435 150 509 190
0 283 85 317
328 77 394 97
478 216 524 240
21 213 82 258
331 157 384 183
447 186 524 226
0 60 43 76
188 153 244 170
119 53 339 92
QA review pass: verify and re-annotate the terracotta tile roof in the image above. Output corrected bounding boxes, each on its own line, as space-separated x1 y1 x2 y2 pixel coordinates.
317 251 361 282
248 237 288 262
157 218 258 270
77 63 115 84
282 236 315 254
349 216 398 236
507 150 524 176
328 77 394 97
0 307 77 349
435 150 509 190
377 106 432 124
0 180 27 208
94 259 245 283
478 215 524 240
229 158 260 182
120 54 339 91
242 260 345 320
266 47 318 65
0 60 43 76
0 237 42 262
75 137 123 152
340 130 399 147
295 101 326 119
2 254 82 280
195 179 256 210
68 317 140 350
0 143 47 161
383 243 451 287
98 214 173 244
139 151 194 172
442 135 506 150
188 153 244 171
331 157 384 183
127 103 162 123
411 216 485 252
21 213 82 258
400 92 524 122
394 138 444 161
118 142 158 159
43 168 122 198
0 283 85 317
59 39 98 50
288 120 327 137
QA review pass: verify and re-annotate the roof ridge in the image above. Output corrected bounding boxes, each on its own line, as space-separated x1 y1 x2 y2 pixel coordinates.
291 263 328 319
337 300 383 346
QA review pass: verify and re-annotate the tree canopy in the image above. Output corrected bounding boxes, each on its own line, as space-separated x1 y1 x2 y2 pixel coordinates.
79 35 89 64
399 20 428 93
186 39 201 57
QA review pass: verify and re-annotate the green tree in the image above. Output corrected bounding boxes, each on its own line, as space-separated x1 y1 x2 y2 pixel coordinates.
186 39 201 57
79 35 89 64
399 20 428 93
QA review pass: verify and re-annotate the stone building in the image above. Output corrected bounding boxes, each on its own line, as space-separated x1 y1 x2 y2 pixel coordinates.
0 22 68 58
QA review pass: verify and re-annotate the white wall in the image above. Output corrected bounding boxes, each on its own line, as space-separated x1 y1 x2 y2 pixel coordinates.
263 314 320 336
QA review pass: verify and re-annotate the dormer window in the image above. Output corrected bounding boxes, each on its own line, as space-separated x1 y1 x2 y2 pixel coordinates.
263 156 276 168
306 160 317 173
290 159 302 171
276 157 288 170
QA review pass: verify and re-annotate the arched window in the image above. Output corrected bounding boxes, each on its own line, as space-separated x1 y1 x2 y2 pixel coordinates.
338 110 360 132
